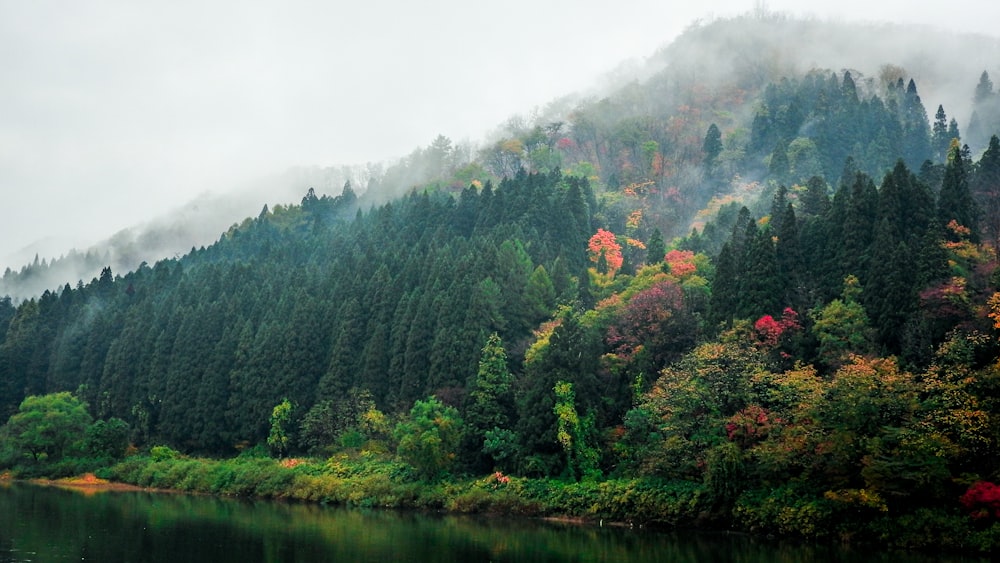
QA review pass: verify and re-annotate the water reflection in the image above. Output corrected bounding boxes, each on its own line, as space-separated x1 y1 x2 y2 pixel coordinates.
0 482 988 562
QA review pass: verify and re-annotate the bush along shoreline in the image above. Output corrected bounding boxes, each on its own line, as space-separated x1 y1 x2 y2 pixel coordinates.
3 388 1000 555
2 448 980 555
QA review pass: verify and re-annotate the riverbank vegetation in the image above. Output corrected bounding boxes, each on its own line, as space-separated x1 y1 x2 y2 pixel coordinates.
5 15 1000 556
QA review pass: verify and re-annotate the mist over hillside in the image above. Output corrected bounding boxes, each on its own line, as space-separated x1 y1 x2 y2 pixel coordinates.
3 12 1000 301
649 14 1000 126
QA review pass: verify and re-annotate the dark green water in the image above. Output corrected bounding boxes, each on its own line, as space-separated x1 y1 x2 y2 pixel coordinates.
0 482 987 562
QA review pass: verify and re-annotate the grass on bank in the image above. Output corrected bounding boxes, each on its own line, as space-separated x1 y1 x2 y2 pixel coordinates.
6 444 1000 554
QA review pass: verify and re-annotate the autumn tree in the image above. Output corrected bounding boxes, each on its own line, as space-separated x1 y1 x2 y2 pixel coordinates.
588 228 623 277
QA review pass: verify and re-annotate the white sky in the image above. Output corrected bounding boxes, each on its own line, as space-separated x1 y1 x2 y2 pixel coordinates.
2 0 1000 267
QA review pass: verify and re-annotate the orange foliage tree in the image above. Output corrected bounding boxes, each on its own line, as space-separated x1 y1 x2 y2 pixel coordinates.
588 228 624 275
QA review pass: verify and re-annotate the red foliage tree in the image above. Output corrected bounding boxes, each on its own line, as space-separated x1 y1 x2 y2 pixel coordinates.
606 280 696 367
725 405 777 447
961 481 1000 520
665 249 697 278
753 308 802 349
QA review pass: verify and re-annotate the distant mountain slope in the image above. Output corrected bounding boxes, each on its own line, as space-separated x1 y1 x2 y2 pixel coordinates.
4 13 1000 302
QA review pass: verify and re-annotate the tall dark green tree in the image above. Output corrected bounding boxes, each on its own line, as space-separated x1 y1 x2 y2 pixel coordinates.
937 143 979 242
932 105 951 163
901 79 932 170
974 135 1000 247
463 333 515 470
775 203 804 309
646 228 665 265
709 242 739 328
838 172 879 284
737 219 781 319
703 123 724 185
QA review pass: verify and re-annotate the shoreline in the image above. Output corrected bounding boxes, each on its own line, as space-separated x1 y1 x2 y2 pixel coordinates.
24 472 166 494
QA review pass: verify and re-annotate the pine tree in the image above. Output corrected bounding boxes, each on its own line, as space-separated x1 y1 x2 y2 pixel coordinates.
901 79 932 169
646 228 666 265
709 242 739 328
775 203 804 310
801 176 831 218
932 105 951 163
975 71 994 104
938 143 979 242
974 135 1000 247
769 138 790 182
703 123 724 184
865 224 915 355
738 220 781 319
464 333 515 471
839 172 878 284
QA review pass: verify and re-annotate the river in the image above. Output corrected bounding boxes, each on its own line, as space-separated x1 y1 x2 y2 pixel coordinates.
0 482 988 562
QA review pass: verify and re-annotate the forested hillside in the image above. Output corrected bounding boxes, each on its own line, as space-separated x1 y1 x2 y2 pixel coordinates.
5 13 1000 550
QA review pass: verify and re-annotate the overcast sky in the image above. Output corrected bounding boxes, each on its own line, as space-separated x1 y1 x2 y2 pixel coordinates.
2 0 1000 268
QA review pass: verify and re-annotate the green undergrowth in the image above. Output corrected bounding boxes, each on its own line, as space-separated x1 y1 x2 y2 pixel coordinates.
87 450 1000 554
98 449 707 525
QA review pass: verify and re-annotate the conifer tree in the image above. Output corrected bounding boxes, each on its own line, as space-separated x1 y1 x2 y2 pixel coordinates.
974 135 1000 247
932 105 951 163
738 220 781 319
901 79 932 169
839 172 878 284
769 138 790 182
775 203 804 309
464 333 515 470
709 242 739 328
938 143 979 242
646 228 666 265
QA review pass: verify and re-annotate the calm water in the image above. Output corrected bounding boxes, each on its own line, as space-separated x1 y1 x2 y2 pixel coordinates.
0 482 987 563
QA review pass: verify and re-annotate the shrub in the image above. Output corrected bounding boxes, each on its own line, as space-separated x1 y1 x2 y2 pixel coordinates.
961 481 1000 520
150 445 180 462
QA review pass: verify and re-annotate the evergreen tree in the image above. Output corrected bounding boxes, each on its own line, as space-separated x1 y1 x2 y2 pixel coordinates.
769 138 790 182
810 275 873 369
709 242 739 328
646 228 665 265
938 143 979 242
737 220 781 319
865 222 916 355
901 79 932 169
703 123 724 185
932 105 951 162
463 333 515 471
975 70 994 104
775 203 804 310
801 176 830 218
839 172 878 284
974 135 1000 247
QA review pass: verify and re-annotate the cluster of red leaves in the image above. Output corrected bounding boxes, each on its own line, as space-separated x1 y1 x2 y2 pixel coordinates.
754 308 802 348
961 481 1000 520
488 471 511 488
606 281 685 360
919 277 969 319
725 405 779 447
588 228 624 274
556 137 576 150
946 219 972 239
665 249 696 277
